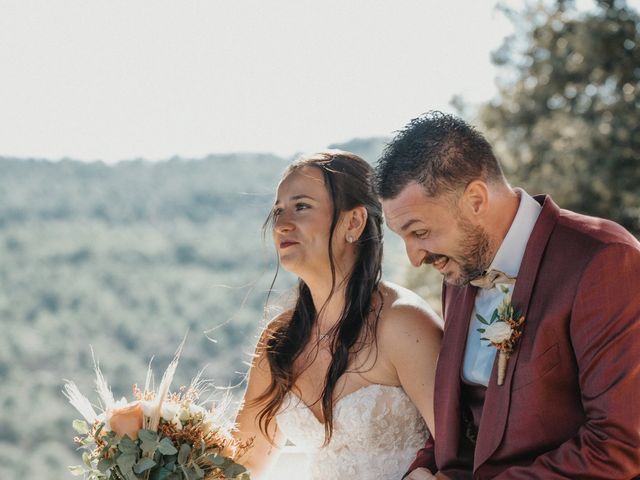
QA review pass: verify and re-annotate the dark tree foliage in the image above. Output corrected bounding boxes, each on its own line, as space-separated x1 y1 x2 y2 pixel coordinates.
478 0 640 234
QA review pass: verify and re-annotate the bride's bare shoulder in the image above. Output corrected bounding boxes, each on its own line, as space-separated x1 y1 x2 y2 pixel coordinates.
248 310 293 369
377 281 443 333
374 282 442 373
264 309 293 333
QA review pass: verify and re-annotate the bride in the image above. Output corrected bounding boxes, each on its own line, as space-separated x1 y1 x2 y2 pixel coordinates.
234 151 442 479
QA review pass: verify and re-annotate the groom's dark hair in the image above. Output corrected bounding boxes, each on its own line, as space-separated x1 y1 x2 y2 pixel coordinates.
374 111 505 200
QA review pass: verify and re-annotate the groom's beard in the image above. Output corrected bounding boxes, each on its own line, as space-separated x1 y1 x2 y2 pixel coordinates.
447 218 492 287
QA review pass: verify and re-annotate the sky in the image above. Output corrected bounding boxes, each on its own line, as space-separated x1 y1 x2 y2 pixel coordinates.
0 0 635 163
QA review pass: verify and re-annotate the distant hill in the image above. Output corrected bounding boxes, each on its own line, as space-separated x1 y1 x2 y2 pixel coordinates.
328 136 390 163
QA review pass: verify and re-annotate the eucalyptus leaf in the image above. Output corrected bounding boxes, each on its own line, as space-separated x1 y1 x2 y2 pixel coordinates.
118 436 139 455
97 457 114 472
140 433 159 456
193 463 204 479
207 453 225 466
116 453 137 474
177 443 191 465
69 465 86 476
475 313 489 325
158 437 178 455
150 467 173 480
133 457 157 474
104 431 119 447
180 465 194 480
81 436 94 446
477 328 486 333
138 429 158 443
72 419 90 435
223 461 247 478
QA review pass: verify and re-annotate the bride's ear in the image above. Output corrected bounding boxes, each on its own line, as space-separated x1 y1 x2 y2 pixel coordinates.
344 206 368 243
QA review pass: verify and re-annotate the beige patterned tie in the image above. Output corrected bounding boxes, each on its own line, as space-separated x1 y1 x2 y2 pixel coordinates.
470 269 516 289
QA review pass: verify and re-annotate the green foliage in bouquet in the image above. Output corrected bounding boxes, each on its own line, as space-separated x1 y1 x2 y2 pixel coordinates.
65 340 251 480
70 421 250 480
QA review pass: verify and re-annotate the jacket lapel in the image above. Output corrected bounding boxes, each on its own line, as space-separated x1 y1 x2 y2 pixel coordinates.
473 195 560 470
435 281 478 467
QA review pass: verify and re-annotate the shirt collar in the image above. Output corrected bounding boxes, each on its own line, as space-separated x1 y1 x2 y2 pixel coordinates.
488 188 542 278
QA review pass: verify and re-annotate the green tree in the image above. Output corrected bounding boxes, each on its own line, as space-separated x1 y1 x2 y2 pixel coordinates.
477 0 640 234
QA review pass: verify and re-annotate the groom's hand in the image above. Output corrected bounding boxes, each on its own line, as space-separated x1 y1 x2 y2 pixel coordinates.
405 469 451 480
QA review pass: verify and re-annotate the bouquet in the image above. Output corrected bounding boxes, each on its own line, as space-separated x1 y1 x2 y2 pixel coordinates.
64 340 251 480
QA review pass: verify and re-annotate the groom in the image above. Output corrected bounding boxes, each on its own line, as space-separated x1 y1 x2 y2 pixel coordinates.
374 112 640 479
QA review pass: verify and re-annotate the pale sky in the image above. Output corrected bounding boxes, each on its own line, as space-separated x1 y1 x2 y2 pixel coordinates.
0 0 634 163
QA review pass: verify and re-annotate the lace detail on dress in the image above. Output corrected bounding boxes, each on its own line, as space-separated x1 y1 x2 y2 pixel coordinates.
276 384 429 479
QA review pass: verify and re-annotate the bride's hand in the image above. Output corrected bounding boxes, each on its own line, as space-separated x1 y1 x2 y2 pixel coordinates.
405 468 451 480
405 467 436 480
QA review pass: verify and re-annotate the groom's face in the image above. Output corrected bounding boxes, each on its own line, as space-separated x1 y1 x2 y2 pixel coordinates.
382 181 490 286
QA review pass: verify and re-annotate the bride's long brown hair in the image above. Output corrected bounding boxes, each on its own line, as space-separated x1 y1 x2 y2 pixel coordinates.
251 151 384 444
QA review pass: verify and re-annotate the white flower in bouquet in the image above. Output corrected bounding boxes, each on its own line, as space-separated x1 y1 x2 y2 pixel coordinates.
140 399 155 418
161 401 181 421
186 403 207 418
160 400 184 430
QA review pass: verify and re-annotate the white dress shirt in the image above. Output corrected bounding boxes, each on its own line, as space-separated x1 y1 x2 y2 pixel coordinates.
462 189 542 386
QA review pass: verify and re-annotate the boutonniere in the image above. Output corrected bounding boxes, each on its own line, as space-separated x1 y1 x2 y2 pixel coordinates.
476 287 525 386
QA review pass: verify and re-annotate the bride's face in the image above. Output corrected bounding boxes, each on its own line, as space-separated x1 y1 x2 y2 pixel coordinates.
272 166 341 278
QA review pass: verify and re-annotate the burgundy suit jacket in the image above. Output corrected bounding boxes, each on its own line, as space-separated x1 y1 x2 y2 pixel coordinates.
408 195 640 479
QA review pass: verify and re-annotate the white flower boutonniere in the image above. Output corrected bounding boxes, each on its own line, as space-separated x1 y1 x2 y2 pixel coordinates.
477 289 525 386
483 321 513 344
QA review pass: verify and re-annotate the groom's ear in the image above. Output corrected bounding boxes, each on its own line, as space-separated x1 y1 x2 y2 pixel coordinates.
461 180 489 217
345 206 368 241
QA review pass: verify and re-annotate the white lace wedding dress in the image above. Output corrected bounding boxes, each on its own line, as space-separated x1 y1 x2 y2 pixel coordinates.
276 384 429 479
